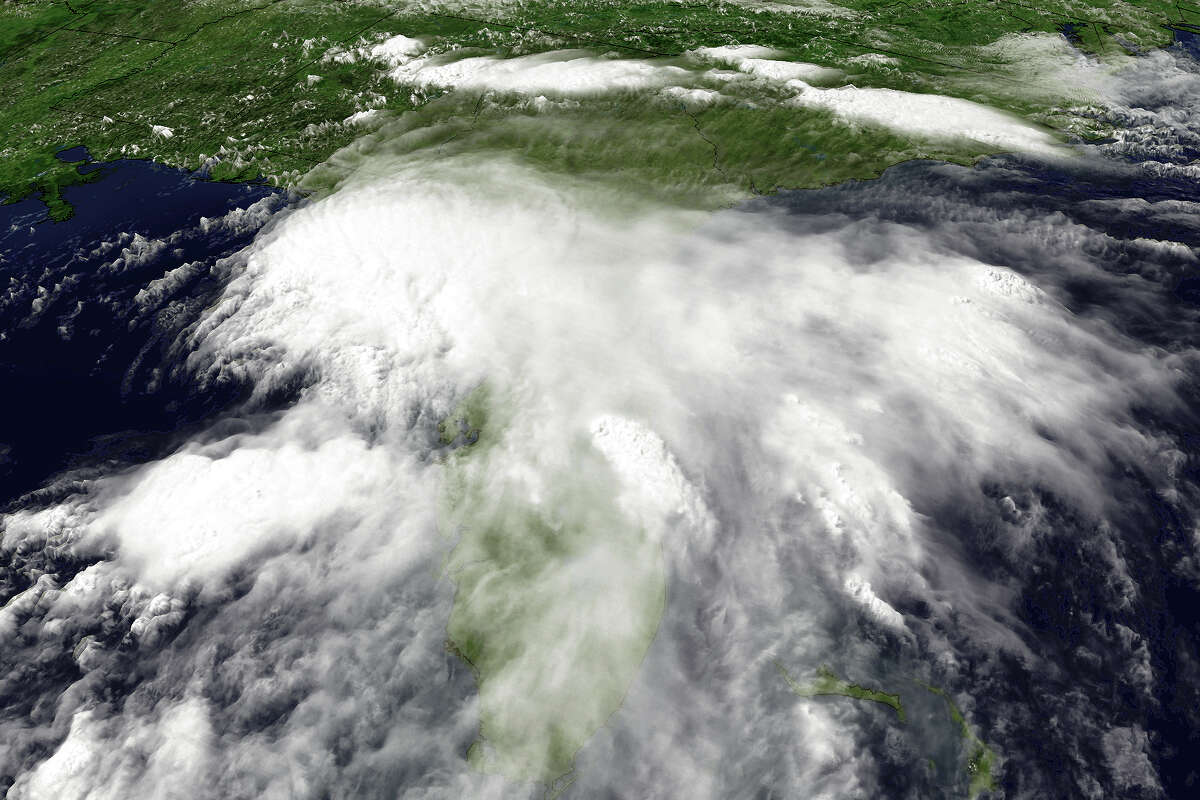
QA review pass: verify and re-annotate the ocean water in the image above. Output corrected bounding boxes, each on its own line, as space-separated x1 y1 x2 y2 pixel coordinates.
765 150 1200 798
0 151 286 506
2 37 1200 800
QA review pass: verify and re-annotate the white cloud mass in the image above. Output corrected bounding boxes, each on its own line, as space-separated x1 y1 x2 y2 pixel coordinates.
2 142 1189 799
7 40 1200 796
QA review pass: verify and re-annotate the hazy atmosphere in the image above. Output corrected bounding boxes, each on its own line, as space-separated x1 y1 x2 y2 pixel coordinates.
2 2 1200 799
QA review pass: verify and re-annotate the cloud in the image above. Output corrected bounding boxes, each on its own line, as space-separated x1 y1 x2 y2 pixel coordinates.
784 81 1063 156
388 50 692 96
17 700 216 800
382 45 1063 161
369 33 427 67
4 62 1197 794
691 45 844 83
1101 725 1160 797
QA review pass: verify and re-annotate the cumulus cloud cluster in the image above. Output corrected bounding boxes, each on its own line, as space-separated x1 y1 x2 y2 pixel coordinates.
0 176 286 504
5 33 1200 800
373 42 1064 160
1 131 1193 799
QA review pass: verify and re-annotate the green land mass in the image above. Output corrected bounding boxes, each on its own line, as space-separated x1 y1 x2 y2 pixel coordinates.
923 683 1000 799
776 660 906 720
1 0 1195 216
437 386 666 787
777 663 1000 798
0 0 1169 793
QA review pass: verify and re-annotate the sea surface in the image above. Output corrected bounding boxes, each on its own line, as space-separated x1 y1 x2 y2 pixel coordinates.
0 150 285 506
2 34 1200 799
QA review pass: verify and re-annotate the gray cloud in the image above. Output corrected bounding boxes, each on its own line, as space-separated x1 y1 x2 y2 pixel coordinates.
5 40 1200 800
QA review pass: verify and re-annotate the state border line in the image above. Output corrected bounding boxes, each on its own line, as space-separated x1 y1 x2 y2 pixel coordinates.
265 5 402 92
0 10 90 68
42 1 414 178
15 0 1105 173
9 0 1199 193
13 0 1194 96
42 0 297 119
60 27 176 44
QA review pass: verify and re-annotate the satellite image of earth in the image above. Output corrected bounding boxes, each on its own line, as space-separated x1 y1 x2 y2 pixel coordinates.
2 1 1200 798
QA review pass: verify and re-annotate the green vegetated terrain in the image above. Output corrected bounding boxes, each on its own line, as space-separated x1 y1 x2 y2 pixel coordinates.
1 0 1195 216
776 660 905 719
777 660 1000 799
437 387 666 789
924 683 1000 799
0 0 1185 790
304 76 987 208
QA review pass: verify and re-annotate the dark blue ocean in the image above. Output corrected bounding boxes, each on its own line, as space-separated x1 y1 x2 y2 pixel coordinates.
757 35 1200 791
2 32 1200 800
0 149 285 507
761 148 1200 799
